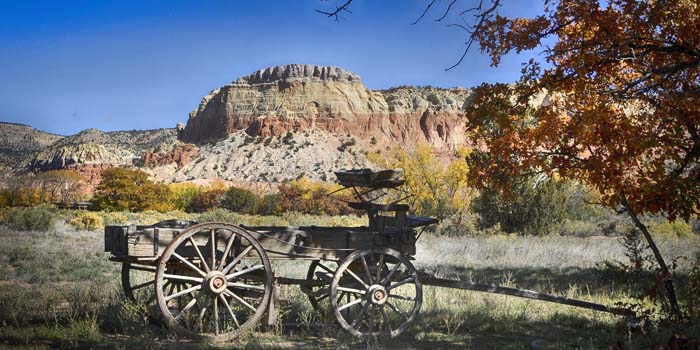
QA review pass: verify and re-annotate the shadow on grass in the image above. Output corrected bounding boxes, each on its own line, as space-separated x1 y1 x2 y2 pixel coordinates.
424 263 690 299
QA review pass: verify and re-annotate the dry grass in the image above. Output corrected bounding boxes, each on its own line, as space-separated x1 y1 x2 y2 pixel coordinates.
0 216 697 349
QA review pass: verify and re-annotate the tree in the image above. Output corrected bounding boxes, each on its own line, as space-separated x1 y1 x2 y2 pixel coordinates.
93 168 173 212
424 0 697 317
370 144 474 219
319 0 698 317
36 170 86 205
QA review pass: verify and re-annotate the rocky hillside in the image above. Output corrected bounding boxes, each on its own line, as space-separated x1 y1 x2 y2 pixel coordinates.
29 128 180 170
3 64 541 186
148 129 371 183
0 122 64 173
182 64 471 154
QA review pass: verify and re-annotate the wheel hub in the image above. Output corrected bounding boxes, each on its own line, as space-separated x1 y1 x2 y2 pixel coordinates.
368 284 388 305
206 272 228 294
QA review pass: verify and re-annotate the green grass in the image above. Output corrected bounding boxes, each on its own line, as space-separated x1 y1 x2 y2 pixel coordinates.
0 218 697 349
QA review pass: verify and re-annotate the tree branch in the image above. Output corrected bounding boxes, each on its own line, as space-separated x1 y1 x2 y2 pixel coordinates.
315 0 354 21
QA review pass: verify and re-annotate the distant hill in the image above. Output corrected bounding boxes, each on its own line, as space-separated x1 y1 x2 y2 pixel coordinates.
0 122 64 172
0 64 548 189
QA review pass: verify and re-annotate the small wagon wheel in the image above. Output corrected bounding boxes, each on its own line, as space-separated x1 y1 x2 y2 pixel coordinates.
122 262 155 303
330 248 422 338
122 261 159 313
155 222 273 342
303 260 337 310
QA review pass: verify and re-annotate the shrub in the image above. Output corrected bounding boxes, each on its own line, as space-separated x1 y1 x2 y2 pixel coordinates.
648 220 694 238
187 189 225 213
168 182 203 212
2 205 59 232
99 211 129 225
473 177 576 235
196 208 239 223
258 194 281 215
69 211 104 231
221 187 260 214
92 168 173 212
276 177 356 216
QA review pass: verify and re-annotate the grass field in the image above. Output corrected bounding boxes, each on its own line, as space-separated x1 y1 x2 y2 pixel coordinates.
0 217 697 349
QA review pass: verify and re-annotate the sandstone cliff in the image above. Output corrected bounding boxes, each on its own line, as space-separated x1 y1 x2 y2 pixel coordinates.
182 64 471 153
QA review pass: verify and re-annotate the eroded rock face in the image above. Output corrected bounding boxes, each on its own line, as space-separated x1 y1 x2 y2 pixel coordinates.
181 64 471 152
141 144 199 168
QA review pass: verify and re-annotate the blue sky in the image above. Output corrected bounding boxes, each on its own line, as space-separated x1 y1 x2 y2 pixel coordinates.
0 0 546 136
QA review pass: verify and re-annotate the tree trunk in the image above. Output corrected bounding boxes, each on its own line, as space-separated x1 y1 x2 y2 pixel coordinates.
620 191 681 318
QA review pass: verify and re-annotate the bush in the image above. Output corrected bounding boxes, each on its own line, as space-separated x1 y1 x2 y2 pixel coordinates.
648 220 694 238
258 194 281 215
69 211 104 231
92 168 173 212
473 177 578 235
187 189 225 213
99 211 129 225
2 205 59 232
276 177 356 216
168 182 203 212
221 187 260 214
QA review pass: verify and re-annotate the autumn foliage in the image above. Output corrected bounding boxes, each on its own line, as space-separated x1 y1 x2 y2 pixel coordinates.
92 168 173 212
465 0 699 220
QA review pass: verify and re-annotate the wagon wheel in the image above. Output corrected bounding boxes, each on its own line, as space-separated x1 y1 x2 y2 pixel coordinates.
304 260 337 310
330 248 422 338
122 261 159 315
155 222 273 342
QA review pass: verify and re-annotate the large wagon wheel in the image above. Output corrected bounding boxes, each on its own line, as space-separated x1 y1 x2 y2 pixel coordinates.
155 222 273 342
122 261 159 314
303 260 337 310
330 248 422 338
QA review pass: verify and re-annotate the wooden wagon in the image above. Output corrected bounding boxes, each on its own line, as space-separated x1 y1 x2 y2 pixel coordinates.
105 169 632 342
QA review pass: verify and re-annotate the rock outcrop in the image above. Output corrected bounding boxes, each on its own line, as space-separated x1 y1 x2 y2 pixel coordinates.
181 64 471 153
141 144 199 168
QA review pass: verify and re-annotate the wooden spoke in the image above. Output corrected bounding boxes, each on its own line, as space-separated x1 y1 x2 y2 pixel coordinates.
213 295 219 335
350 301 369 329
163 273 204 283
174 296 199 321
316 261 335 274
376 254 384 282
380 307 392 333
225 264 264 280
218 294 241 328
228 282 265 291
337 286 366 295
188 236 211 273
337 297 364 312
386 301 408 320
381 261 403 286
210 229 217 272
344 267 369 289
389 293 415 301
388 277 415 291
222 246 254 275
173 252 207 277
224 290 257 312
361 256 373 284
130 279 155 291
165 284 201 302
218 232 236 270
